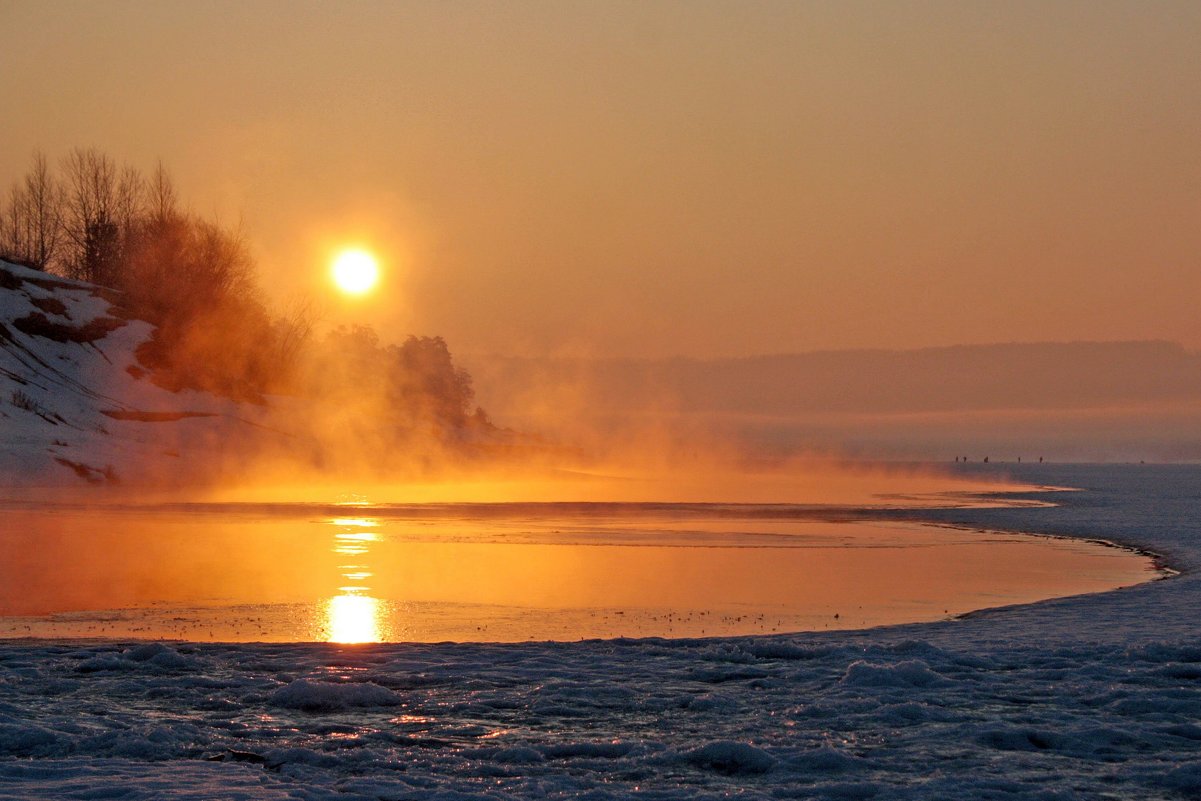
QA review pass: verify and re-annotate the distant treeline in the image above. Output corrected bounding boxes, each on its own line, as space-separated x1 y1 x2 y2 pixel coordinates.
0 149 486 443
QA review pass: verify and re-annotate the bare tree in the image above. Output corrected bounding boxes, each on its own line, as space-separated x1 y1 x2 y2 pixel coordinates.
115 164 145 238
145 160 179 224
0 152 63 269
272 295 318 388
61 147 121 282
0 184 29 263
62 148 116 236
22 152 64 270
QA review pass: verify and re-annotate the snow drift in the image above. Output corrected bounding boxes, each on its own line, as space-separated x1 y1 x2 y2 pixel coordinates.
0 259 270 486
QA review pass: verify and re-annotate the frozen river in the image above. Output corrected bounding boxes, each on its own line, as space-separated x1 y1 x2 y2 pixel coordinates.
0 464 1198 800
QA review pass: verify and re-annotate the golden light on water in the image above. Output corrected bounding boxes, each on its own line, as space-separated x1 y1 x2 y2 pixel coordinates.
335 530 378 543
330 249 379 295
325 593 383 644
324 515 386 643
333 527 379 557
331 517 379 528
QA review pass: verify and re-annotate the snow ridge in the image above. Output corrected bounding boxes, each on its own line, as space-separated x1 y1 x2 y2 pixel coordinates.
0 259 265 485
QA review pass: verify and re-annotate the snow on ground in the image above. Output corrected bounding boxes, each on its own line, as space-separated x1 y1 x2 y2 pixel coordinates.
0 259 268 486
1 464 1199 799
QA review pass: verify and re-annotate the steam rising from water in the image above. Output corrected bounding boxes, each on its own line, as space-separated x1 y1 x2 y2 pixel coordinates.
67 372 1033 505
176 362 1032 505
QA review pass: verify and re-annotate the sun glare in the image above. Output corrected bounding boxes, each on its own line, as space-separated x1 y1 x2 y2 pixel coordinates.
331 249 379 295
326 594 383 643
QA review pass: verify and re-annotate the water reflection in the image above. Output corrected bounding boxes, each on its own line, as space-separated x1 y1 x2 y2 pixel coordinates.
325 516 385 643
325 594 383 643
331 517 379 528
0 505 1159 643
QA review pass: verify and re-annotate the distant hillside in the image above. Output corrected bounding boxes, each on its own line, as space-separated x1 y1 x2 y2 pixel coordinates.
469 343 1201 415
463 343 1201 462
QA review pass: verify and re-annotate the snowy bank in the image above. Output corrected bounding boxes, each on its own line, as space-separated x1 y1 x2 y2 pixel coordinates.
0 259 270 486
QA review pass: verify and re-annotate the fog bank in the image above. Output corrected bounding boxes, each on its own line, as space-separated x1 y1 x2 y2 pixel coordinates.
464 341 1201 463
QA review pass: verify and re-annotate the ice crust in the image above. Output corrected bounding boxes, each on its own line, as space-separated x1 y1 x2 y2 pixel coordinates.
0 464 1199 799
268 679 403 712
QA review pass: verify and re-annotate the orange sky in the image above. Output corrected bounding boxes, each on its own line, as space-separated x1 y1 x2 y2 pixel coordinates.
2 1 1199 358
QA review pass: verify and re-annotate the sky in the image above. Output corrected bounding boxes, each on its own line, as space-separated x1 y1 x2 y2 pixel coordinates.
2 0 1199 359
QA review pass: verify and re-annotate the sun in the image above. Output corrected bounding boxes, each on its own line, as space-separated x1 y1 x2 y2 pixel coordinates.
331 249 380 295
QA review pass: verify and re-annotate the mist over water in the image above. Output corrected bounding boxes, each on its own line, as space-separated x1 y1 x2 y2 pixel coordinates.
461 343 1201 464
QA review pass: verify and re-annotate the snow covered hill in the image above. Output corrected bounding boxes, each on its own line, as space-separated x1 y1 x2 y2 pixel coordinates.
0 259 270 486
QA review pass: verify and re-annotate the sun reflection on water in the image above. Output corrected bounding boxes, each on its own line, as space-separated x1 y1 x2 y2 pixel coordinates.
325 594 383 644
324 516 386 644
331 517 379 528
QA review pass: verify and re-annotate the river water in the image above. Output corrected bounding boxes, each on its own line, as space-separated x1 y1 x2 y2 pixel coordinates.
0 500 1156 642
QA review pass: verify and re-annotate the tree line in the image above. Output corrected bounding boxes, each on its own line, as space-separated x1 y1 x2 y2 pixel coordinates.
0 149 486 443
0 148 304 400
2 149 165 280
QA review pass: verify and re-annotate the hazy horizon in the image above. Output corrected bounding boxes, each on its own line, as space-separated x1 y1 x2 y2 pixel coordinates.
4 0 1200 360
462 339 1201 462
